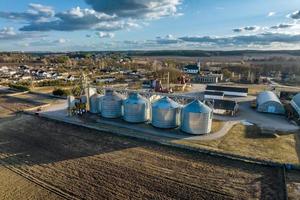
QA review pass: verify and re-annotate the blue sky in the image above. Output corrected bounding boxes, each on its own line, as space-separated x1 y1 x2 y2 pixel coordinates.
0 0 300 51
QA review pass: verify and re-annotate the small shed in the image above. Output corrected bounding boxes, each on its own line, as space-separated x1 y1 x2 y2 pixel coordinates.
256 91 285 114
211 99 238 116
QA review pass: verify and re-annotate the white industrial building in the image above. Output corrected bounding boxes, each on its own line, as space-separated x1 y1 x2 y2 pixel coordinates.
256 91 285 114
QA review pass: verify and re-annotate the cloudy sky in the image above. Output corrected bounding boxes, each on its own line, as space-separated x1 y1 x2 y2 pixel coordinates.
1 0 300 51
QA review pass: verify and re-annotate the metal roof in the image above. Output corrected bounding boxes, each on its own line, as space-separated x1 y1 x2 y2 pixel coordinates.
152 96 180 109
211 99 238 111
206 85 248 93
184 64 199 70
183 100 211 113
124 92 148 105
257 91 282 106
204 90 224 96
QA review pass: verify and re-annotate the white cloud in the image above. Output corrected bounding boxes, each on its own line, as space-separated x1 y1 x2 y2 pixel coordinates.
0 27 16 37
0 3 54 23
84 0 182 19
57 38 66 43
96 32 114 38
288 10 300 20
268 12 276 17
270 23 294 29
28 38 68 46
233 26 261 33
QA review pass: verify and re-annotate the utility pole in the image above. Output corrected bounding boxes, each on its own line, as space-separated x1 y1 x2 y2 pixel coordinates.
167 72 170 90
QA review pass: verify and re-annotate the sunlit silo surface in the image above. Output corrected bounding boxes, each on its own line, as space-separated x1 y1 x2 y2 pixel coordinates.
123 92 149 123
101 90 124 118
148 94 161 119
89 93 101 113
151 96 181 128
80 95 88 104
181 100 212 134
96 95 104 113
67 95 75 109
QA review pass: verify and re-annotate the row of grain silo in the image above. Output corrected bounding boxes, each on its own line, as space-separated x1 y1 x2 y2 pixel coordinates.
81 89 213 135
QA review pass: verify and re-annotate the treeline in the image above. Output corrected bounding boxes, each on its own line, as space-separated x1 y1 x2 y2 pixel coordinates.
5 50 300 58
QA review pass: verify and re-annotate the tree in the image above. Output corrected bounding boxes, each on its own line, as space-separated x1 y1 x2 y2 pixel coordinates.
222 69 232 79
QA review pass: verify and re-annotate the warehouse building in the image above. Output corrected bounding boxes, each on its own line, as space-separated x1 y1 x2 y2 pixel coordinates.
206 85 248 97
256 91 285 114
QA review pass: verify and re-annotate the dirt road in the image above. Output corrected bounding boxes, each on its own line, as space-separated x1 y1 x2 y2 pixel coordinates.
0 114 286 200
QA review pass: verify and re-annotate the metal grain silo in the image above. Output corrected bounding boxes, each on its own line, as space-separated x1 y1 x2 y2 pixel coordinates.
80 95 88 104
96 95 104 113
151 96 181 128
101 89 124 118
123 92 149 123
89 93 101 114
180 100 212 135
67 95 75 109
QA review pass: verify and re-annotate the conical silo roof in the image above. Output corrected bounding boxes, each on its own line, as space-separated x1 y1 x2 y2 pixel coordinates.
183 100 212 113
152 96 180 109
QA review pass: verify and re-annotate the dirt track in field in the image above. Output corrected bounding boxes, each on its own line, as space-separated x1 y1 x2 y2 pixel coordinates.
0 114 286 200
0 166 63 200
0 96 43 112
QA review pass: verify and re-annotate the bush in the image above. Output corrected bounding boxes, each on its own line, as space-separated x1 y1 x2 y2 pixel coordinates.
9 83 30 91
52 88 70 97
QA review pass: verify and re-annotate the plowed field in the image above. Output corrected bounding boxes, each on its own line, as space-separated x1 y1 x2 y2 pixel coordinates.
0 114 285 200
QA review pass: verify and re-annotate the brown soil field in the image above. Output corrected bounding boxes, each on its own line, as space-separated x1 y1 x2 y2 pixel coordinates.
0 114 286 200
286 170 300 200
0 166 63 200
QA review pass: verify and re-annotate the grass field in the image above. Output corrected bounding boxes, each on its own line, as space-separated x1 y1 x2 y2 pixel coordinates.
175 123 300 164
0 114 286 199
211 119 224 133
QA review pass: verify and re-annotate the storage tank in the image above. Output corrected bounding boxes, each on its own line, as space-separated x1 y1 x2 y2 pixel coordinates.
151 96 181 128
123 92 149 123
67 95 75 109
149 95 161 103
80 95 88 104
89 93 101 114
101 89 124 118
96 95 104 113
180 100 212 135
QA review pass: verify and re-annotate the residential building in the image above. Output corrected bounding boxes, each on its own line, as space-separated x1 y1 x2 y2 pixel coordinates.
195 74 223 83
183 59 201 74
